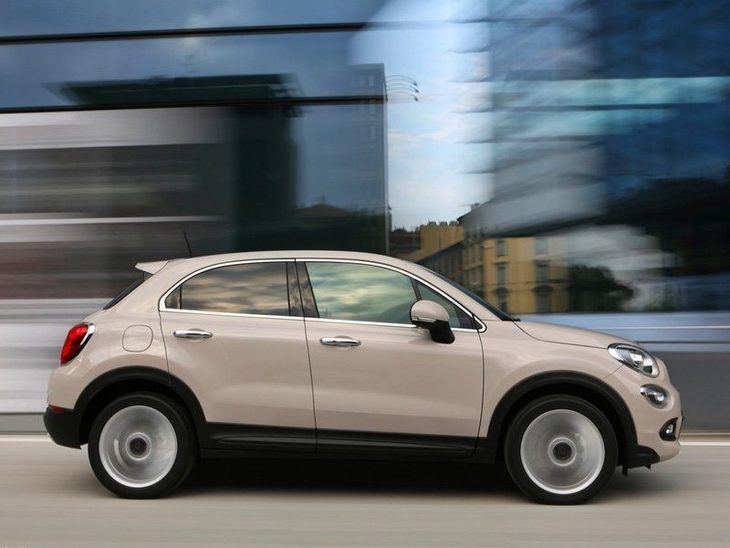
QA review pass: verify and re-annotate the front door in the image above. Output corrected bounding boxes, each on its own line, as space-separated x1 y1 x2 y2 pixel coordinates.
160 260 315 450
300 260 484 456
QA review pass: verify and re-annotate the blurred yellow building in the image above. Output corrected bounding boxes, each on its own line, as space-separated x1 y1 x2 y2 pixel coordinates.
463 235 568 315
406 222 463 263
408 222 568 315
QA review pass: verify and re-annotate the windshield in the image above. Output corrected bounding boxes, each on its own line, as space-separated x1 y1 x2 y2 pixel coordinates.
428 270 516 321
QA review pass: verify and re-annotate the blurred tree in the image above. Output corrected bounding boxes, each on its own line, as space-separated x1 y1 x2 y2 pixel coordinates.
609 176 730 276
567 265 634 312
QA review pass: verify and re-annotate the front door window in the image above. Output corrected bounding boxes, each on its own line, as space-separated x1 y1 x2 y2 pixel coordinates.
305 262 417 324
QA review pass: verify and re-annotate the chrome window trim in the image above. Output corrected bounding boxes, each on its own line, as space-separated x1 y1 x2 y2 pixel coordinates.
158 256 487 331
299 258 486 332
158 258 295 318
304 316 478 333
160 307 303 321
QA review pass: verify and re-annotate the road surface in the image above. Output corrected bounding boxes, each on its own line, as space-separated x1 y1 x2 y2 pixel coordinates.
1 436 729 547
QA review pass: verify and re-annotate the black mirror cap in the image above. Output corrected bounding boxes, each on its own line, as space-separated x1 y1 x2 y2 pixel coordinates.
428 320 455 344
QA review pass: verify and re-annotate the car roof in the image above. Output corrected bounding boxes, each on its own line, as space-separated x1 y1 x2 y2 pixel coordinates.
137 250 412 274
180 250 406 261
126 250 501 322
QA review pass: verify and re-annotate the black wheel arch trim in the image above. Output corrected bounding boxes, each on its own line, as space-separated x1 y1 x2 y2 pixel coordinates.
67 366 206 447
476 371 641 467
49 367 657 469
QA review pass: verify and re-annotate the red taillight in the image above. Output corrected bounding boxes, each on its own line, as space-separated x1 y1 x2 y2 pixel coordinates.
60 323 94 365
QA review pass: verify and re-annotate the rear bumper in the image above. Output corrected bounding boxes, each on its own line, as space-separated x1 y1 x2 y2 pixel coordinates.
43 406 82 448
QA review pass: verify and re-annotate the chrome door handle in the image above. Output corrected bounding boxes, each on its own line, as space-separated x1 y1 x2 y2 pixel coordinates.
320 336 361 347
173 329 213 340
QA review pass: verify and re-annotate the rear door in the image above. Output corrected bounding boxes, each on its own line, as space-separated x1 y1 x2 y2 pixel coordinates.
160 260 315 451
299 260 484 456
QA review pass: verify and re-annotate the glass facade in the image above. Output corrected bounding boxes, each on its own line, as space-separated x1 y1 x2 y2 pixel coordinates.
1 0 729 423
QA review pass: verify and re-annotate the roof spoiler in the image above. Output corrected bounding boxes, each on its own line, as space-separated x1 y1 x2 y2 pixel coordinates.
135 260 169 275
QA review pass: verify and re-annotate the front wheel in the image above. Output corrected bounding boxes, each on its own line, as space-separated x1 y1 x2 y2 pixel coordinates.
504 395 618 504
88 392 196 498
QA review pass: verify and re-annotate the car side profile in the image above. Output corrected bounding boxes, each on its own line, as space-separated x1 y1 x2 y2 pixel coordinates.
44 251 682 503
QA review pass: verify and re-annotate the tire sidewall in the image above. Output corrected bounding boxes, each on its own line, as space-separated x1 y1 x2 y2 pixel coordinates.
505 395 618 504
88 392 196 499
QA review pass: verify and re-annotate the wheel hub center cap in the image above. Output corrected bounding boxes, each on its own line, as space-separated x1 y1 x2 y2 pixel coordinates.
548 437 577 466
125 432 152 460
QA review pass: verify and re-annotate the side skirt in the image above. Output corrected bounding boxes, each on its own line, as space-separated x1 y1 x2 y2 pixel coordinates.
200 423 479 462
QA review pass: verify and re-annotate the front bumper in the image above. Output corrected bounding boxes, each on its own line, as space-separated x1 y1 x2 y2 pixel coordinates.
624 444 660 468
606 360 682 465
43 406 82 448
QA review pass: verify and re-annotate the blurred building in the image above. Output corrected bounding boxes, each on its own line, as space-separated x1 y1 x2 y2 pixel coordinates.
417 241 464 286
463 0 730 313
0 36 387 299
406 221 463 262
1 0 730 424
388 227 421 259
461 207 568 314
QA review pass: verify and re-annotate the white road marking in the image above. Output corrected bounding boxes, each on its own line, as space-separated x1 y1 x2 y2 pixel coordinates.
600 326 730 330
681 440 730 446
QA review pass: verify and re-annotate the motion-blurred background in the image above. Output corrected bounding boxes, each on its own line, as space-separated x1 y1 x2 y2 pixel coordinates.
1 0 728 429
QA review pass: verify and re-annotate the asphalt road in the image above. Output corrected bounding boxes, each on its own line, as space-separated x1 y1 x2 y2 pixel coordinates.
1 437 729 547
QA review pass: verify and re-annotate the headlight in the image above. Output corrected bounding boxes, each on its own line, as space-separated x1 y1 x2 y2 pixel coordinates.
608 344 659 377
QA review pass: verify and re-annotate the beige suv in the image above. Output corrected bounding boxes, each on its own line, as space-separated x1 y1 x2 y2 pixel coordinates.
45 251 681 503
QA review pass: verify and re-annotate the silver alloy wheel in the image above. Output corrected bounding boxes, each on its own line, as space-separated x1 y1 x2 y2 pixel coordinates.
98 405 178 488
519 409 605 495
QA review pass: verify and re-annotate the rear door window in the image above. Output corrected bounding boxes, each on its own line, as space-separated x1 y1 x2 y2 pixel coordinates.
164 262 290 316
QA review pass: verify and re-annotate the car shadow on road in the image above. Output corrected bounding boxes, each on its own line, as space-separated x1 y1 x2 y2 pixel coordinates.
174 457 681 503
600 466 682 502
177 458 521 500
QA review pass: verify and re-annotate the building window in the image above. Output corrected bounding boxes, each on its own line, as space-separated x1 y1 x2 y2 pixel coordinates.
534 237 548 256
496 239 507 257
499 296 508 312
496 264 507 286
536 292 551 314
535 262 550 283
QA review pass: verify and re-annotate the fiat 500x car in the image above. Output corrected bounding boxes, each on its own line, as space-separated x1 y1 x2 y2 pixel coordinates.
44 251 682 503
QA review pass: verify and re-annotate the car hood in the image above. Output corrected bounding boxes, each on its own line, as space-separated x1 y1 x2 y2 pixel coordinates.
515 320 628 349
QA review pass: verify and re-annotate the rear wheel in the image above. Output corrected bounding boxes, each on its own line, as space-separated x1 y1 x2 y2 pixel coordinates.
88 392 196 498
504 395 618 504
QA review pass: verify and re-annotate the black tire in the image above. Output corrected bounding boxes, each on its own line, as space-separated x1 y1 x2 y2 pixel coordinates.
504 395 618 504
88 392 197 499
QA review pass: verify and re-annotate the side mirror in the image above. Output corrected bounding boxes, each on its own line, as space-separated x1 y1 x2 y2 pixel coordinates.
410 300 455 344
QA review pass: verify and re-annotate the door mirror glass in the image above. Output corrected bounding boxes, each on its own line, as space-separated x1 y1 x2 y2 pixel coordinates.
410 300 455 344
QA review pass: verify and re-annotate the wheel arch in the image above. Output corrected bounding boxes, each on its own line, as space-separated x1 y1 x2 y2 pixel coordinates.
477 371 637 466
75 366 205 447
